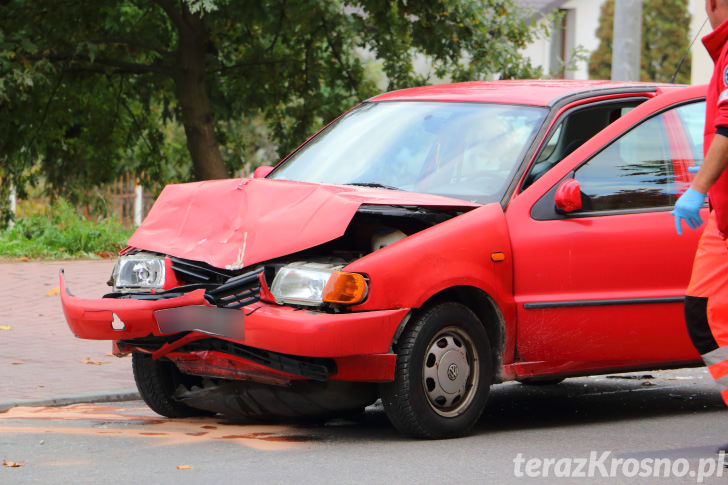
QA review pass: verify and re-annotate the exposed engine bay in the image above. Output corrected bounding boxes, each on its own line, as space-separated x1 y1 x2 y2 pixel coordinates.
106 204 467 312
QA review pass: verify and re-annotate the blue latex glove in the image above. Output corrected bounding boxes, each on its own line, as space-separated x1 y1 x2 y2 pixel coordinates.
671 188 706 235
688 164 700 174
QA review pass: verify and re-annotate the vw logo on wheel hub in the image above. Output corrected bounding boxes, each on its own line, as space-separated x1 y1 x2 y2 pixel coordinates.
447 363 459 381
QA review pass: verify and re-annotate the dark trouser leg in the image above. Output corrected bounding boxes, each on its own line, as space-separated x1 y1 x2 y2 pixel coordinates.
686 295 728 405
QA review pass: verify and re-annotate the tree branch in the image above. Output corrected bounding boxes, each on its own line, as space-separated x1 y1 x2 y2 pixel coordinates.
47 54 175 75
117 79 157 156
265 1 287 54
89 38 174 58
211 58 304 74
30 72 65 145
153 0 185 31
321 16 358 94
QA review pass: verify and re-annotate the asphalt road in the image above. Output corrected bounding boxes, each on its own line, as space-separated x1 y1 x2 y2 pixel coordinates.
2 368 727 484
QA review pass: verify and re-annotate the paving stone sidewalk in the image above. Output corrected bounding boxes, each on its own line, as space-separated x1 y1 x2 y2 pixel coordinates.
0 260 138 410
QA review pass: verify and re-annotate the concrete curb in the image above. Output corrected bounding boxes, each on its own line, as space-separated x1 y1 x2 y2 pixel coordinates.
0 389 140 413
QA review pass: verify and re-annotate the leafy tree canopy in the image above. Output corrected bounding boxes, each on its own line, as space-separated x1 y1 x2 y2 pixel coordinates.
0 0 544 217
589 0 692 84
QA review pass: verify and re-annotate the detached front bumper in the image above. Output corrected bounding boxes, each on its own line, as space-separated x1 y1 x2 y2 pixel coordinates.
60 271 407 382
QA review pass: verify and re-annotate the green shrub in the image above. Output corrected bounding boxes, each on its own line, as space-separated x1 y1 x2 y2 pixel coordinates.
0 199 133 259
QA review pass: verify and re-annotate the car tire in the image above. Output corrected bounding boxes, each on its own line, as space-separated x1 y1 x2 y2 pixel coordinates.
173 379 378 420
379 302 493 439
132 352 211 418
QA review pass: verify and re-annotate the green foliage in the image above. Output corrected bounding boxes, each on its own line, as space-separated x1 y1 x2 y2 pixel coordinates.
0 199 133 259
205 0 545 153
1 0 543 201
183 0 220 14
589 0 692 83
589 0 614 80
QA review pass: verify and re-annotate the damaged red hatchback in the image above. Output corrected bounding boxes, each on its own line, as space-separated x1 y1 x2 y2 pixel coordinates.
62 80 708 439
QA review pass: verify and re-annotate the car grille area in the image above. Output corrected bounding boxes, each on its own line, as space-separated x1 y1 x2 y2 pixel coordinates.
205 268 263 309
170 257 262 309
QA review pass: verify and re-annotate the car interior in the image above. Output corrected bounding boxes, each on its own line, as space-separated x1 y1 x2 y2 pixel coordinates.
521 100 646 189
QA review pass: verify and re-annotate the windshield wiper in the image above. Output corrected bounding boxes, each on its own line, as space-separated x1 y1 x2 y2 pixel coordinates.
344 182 401 191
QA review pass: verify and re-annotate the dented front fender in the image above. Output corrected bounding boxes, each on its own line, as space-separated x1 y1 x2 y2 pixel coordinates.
346 203 513 311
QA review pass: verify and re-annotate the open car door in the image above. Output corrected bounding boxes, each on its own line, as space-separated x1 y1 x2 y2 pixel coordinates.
506 85 707 378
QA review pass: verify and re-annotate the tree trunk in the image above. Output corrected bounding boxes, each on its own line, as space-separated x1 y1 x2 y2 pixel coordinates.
173 10 227 181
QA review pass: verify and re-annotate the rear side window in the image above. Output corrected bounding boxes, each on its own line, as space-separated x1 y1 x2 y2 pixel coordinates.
574 101 706 212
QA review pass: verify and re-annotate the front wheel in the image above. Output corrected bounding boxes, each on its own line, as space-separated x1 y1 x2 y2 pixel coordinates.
380 302 493 439
132 352 211 418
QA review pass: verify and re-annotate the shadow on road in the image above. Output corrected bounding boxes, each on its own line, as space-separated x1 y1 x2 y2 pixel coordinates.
301 371 726 441
4 371 723 445
477 374 724 435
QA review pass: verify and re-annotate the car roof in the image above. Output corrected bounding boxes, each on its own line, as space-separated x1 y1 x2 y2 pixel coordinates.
369 79 673 107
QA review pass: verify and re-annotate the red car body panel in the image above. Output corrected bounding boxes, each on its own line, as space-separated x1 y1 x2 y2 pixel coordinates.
62 269 406 382
61 272 407 356
61 271 209 340
370 80 662 105
506 84 706 377
165 351 396 384
348 203 510 311
128 177 478 270
60 81 709 388
345 202 517 367
168 350 309 386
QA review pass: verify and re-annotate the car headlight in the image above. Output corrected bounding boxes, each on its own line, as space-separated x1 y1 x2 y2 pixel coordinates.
270 262 367 307
112 253 165 291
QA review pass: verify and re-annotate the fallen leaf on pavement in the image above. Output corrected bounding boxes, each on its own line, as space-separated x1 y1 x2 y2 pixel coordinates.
3 460 25 467
177 465 193 470
10 361 24 365
81 357 106 365
0 325 11 331
45 287 60 297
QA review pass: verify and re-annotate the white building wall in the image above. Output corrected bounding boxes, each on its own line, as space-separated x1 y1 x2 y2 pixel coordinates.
521 0 604 80
521 25 551 75
563 0 603 79
522 0 707 83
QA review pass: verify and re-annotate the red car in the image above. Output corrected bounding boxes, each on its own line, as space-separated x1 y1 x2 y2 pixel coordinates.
61 80 707 439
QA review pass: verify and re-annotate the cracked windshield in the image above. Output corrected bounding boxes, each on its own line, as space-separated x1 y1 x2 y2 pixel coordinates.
271 101 547 204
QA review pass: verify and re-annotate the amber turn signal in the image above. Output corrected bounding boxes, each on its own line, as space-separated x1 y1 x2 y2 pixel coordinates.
322 271 367 304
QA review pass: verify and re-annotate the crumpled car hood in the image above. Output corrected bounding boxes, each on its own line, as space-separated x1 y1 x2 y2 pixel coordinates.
128 178 480 269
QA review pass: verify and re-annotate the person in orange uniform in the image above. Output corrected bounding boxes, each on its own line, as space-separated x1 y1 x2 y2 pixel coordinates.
673 0 728 410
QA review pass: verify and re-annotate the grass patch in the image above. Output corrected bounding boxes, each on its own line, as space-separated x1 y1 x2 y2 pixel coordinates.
0 199 133 259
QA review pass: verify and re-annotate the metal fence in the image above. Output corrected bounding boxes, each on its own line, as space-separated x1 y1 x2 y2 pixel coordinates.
7 174 156 229
8 168 259 228
106 173 156 227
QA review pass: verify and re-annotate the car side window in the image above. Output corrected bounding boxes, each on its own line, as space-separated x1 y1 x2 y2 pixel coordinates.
574 101 705 212
676 101 706 162
522 101 644 189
